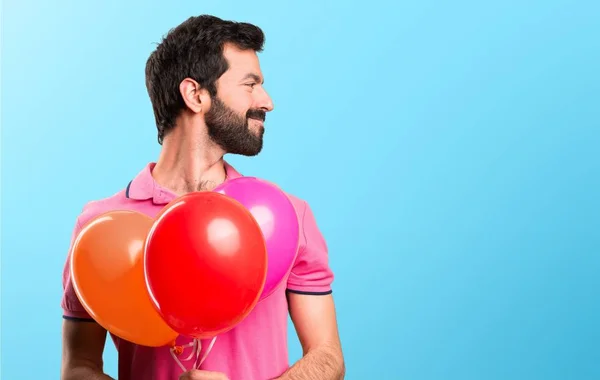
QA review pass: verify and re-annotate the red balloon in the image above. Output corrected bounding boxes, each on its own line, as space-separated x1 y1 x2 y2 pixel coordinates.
144 191 267 339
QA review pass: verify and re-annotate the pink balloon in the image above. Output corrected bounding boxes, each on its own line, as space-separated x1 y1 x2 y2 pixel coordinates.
214 177 300 301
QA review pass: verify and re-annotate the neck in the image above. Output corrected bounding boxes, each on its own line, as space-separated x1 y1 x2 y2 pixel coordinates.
152 119 227 195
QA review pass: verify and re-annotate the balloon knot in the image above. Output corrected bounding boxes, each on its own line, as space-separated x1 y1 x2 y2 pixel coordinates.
173 345 184 355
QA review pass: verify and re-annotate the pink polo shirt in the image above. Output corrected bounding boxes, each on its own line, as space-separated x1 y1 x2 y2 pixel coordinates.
61 162 334 380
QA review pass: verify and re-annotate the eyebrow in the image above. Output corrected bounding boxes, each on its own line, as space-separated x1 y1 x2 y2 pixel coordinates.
241 73 264 85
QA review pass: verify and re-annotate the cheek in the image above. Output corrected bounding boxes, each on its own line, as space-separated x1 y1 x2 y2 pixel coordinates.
236 100 254 118
224 92 253 114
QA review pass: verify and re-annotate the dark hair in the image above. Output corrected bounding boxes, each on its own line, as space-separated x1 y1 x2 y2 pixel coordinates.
145 15 265 144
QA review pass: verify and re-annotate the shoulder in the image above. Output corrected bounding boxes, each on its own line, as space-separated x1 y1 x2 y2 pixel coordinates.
276 188 327 247
73 188 131 228
277 189 319 231
285 192 310 218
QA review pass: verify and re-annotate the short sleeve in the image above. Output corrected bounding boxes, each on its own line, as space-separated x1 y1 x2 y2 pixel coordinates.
286 201 334 295
60 217 93 320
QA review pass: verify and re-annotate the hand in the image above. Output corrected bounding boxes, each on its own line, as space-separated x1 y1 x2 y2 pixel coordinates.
179 369 229 380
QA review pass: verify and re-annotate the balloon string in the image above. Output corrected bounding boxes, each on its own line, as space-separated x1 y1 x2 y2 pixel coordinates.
170 346 187 373
182 340 197 361
169 337 217 373
195 337 217 369
170 341 198 374
192 339 202 369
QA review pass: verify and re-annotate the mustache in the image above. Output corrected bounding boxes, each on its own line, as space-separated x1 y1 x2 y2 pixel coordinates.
246 109 266 122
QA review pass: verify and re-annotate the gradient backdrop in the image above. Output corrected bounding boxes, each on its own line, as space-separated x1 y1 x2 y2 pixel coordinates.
2 0 599 379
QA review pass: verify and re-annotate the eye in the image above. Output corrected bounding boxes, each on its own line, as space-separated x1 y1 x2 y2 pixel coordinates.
245 83 256 89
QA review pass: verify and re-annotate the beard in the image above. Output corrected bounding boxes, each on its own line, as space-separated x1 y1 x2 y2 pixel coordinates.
205 96 266 156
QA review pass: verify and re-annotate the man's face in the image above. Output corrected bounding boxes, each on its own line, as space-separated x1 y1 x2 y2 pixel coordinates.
205 44 274 156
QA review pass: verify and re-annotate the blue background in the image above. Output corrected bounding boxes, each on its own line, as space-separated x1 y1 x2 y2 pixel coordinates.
2 0 599 379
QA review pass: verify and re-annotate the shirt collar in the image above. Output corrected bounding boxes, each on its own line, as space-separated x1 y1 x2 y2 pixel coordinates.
125 161 242 205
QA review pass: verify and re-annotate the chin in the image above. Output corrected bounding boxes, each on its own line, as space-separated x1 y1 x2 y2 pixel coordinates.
227 141 263 157
231 150 261 157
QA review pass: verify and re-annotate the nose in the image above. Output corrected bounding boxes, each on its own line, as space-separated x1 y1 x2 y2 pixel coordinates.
256 87 274 112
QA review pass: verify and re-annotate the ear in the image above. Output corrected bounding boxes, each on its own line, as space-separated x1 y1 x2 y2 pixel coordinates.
179 78 211 114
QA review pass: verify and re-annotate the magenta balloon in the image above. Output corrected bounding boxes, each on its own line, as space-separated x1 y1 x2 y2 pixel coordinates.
214 177 300 301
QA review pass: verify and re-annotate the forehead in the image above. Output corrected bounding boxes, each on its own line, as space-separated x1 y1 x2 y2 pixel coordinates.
221 43 263 80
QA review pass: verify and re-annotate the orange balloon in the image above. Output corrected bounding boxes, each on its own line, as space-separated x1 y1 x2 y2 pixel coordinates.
70 210 178 347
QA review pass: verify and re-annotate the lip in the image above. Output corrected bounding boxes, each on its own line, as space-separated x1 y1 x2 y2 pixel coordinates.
249 118 264 127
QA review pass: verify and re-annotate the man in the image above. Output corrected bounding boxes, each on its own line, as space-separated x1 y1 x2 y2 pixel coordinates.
60 15 344 380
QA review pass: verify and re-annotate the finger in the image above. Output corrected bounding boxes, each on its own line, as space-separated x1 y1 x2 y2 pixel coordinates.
200 371 229 380
179 370 229 380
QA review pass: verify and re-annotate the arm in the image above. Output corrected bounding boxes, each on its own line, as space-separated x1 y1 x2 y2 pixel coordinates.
276 199 344 379
60 213 114 380
61 319 114 380
276 293 345 379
